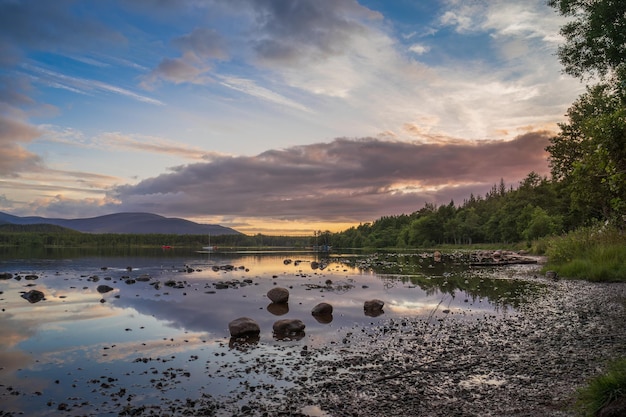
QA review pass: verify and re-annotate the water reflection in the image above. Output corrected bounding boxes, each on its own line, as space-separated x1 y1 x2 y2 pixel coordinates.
0 248 543 415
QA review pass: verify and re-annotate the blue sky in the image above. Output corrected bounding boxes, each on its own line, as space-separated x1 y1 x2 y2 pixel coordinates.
0 0 583 235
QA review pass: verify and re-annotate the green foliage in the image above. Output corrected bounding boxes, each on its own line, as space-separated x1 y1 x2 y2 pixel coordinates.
547 85 626 220
548 0 626 81
542 223 626 282
575 357 626 417
330 174 574 249
547 0 626 222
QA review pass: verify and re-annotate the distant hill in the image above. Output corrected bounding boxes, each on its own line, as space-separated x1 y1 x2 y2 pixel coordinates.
0 212 241 235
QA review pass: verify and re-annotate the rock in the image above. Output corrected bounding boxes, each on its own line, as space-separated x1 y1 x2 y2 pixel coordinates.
433 251 442 262
97 285 114 294
0 272 13 280
21 289 45 303
310 261 320 270
364 299 385 317
136 274 151 282
311 302 333 316
545 270 558 281
272 319 306 336
267 287 289 304
228 317 260 338
24 274 39 280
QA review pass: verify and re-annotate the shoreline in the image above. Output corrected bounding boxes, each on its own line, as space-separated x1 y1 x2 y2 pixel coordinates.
227 273 626 416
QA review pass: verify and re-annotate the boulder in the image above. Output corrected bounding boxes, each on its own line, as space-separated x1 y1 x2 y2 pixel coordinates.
272 319 305 336
311 302 333 316
21 289 45 303
24 274 39 280
228 317 260 338
96 285 114 294
364 299 385 317
546 271 559 281
0 272 14 280
267 287 289 304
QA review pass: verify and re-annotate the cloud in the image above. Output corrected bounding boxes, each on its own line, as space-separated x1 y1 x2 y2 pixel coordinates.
23 64 164 105
246 0 383 66
409 44 430 55
100 132 551 223
0 112 44 176
142 53 211 87
173 28 229 60
141 27 228 87
218 76 311 112
95 132 222 160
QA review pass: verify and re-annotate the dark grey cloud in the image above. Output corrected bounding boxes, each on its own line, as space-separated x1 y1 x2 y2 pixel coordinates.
107 132 551 222
245 0 381 66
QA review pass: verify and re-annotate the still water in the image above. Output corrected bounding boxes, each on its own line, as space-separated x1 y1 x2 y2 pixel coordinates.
0 248 541 415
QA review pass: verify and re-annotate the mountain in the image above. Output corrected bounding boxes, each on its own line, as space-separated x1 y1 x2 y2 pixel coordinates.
0 212 241 235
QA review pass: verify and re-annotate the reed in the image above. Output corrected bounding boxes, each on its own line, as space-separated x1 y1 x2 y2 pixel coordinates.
542 223 626 282
575 357 626 417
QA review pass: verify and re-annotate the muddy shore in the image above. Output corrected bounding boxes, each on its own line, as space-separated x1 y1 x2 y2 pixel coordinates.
217 273 626 416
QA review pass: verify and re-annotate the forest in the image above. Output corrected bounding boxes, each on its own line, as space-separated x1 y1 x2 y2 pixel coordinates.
329 173 573 248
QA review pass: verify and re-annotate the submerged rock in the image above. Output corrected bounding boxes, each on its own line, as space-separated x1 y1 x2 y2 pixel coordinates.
97 285 114 294
21 289 45 303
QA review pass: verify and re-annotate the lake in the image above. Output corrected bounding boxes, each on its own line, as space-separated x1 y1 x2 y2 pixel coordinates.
0 248 543 416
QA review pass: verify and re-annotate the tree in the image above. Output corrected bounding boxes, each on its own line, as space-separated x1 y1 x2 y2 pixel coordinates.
548 0 626 81
547 84 626 220
548 0 626 223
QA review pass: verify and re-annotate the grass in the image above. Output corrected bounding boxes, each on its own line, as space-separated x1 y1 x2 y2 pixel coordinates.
575 357 626 416
538 223 626 282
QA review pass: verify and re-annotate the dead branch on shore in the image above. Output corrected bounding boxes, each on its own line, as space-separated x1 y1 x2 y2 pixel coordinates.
373 359 482 383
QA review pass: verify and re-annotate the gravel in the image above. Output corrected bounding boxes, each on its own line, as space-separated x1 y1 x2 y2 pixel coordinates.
227 276 626 417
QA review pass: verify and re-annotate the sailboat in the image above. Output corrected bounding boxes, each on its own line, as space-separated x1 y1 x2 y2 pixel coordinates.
202 234 217 251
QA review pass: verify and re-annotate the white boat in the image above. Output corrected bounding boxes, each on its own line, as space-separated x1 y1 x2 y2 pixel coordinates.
202 234 216 251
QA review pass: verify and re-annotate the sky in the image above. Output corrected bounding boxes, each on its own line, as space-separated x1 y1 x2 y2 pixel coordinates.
0 0 584 235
